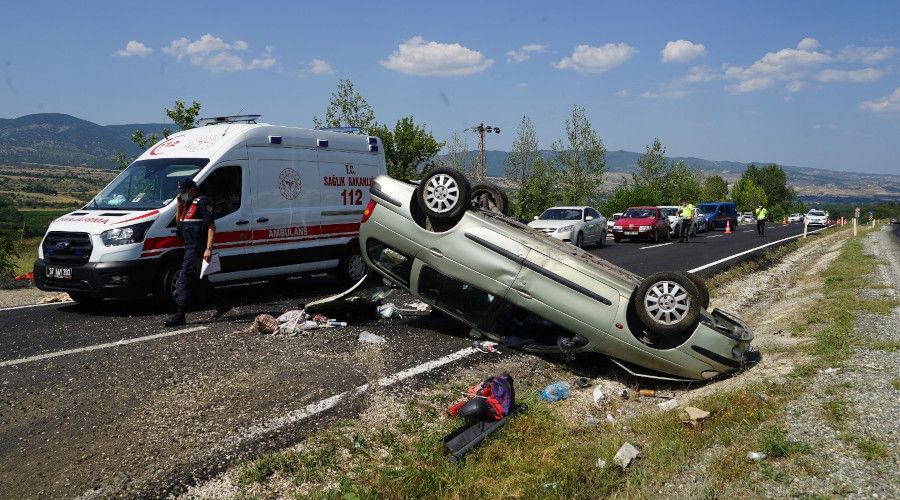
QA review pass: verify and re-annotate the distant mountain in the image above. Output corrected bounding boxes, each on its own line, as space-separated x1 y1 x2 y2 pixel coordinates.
0 113 173 169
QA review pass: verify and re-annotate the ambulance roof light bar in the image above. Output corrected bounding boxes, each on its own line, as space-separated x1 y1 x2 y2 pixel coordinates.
199 114 262 126
316 126 361 134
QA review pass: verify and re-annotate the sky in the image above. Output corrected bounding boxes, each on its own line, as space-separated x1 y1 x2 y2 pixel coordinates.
1 0 898 174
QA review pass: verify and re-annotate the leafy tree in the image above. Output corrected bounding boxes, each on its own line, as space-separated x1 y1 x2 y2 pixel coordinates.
702 175 729 201
113 99 202 169
632 138 669 197
731 177 768 212
441 131 476 179
736 163 796 219
504 115 540 187
369 117 444 181
312 79 376 132
667 160 703 203
552 105 606 206
598 179 657 216
514 157 561 219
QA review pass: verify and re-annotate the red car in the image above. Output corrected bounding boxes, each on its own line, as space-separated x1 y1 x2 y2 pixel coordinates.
612 206 670 243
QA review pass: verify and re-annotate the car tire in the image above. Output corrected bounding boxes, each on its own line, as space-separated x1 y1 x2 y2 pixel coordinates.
470 183 509 215
417 167 471 226
575 232 583 248
633 271 701 336
678 271 709 310
613 236 621 243
153 259 181 311
69 293 103 308
335 243 368 285
597 230 606 248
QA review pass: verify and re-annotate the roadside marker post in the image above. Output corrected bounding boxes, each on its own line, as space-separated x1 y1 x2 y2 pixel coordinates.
853 217 857 237
803 220 808 238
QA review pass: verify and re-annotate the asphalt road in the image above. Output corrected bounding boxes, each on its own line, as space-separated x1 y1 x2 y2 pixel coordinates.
0 220 832 498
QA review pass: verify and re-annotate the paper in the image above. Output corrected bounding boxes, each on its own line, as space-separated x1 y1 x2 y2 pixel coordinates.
200 253 221 278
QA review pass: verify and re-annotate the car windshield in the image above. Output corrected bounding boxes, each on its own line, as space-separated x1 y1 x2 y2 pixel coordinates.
623 208 656 218
697 204 718 214
809 210 825 216
87 158 209 210
539 208 582 220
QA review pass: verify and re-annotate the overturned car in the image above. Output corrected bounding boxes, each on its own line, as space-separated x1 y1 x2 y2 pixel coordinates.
359 168 754 381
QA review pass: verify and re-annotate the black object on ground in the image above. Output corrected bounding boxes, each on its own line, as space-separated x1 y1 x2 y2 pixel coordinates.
443 403 527 462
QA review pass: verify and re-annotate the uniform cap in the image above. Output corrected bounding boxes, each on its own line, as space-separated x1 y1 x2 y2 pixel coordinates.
179 179 198 190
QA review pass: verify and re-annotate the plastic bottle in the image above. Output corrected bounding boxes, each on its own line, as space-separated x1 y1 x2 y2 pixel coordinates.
539 381 572 402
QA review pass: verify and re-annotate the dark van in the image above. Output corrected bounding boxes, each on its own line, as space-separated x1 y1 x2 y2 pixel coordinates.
697 202 739 231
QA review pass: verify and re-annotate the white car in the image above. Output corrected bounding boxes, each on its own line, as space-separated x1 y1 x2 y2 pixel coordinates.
740 212 754 224
787 213 804 223
806 209 828 226
528 206 607 248
607 212 623 233
658 206 693 237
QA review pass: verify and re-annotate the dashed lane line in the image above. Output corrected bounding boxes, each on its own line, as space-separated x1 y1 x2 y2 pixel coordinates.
639 242 674 250
0 326 208 368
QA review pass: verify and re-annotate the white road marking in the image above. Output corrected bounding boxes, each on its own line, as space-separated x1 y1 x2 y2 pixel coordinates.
707 234 724 238
688 225 831 273
234 346 480 443
0 301 69 312
0 326 207 368
639 242 674 250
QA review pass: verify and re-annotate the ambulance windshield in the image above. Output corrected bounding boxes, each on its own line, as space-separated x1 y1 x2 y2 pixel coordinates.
88 158 209 210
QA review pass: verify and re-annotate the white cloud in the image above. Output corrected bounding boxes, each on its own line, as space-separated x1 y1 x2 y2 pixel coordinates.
555 43 636 73
859 87 900 113
660 40 706 63
163 34 276 72
381 36 493 76
614 89 630 97
838 45 897 65
506 43 546 63
724 38 831 92
114 40 153 57
786 80 806 92
681 66 716 83
818 68 883 83
641 89 688 99
797 37 820 50
308 59 334 75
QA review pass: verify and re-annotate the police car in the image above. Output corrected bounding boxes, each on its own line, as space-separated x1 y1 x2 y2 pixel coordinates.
34 115 386 307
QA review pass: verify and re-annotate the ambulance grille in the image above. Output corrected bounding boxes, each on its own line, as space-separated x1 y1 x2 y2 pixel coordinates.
43 232 92 264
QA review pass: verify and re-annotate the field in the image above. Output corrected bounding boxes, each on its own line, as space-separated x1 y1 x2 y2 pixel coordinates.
0 164 116 210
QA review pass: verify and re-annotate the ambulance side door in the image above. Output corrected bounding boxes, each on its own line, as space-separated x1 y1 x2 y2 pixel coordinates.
197 162 251 283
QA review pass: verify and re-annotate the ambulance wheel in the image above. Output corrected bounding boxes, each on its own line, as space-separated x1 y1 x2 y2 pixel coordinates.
154 260 181 311
417 167 470 225
678 271 710 310
335 245 367 285
633 271 701 336
69 293 103 308
470 183 508 215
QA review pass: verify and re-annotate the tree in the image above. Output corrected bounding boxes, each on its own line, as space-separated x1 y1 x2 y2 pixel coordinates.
731 177 768 212
369 117 444 181
504 115 540 187
702 175 729 201
552 105 606 206
312 79 376 132
632 138 669 197
736 163 796 219
667 160 703 203
514 157 561 219
441 131 476 179
598 179 657 216
113 99 202 169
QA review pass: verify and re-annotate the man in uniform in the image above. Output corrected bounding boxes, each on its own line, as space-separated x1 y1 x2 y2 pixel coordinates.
164 179 231 327
754 204 768 236
677 199 695 243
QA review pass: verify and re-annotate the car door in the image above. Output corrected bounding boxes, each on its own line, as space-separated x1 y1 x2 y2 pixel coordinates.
585 208 602 243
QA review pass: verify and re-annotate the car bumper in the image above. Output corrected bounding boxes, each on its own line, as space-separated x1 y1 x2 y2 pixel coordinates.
34 258 160 298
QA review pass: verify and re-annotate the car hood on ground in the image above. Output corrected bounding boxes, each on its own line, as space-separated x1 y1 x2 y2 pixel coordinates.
615 217 656 226
527 220 580 230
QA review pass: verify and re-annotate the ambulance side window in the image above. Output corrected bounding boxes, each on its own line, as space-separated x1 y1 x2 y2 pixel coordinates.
200 166 242 219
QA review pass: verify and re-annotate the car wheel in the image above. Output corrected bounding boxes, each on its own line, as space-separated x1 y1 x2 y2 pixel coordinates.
69 292 103 308
678 271 709 309
597 230 606 248
633 271 701 336
613 236 621 243
153 259 181 311
575 232 584 248
417 167 471 226
335 243 368 285
470 183 508 215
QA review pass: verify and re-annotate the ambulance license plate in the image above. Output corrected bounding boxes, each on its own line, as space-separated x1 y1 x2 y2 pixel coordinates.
46 266 73 279
624 231 638 236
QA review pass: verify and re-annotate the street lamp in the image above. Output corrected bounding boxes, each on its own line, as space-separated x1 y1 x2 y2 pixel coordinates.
464 123 500 181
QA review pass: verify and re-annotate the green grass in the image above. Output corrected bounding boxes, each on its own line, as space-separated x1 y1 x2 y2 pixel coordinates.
13 237 41 275
892 378 900 391
842 433 889 461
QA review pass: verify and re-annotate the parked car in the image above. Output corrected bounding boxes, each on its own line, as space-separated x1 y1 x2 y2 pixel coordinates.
740 212 754 224
528 206 607 248
607 212 623 233
697 202 739 231
891 217 898 224
612 206 670 243
806 209 828 226
359 167 755 381
658 206 686 238
787 213 804 223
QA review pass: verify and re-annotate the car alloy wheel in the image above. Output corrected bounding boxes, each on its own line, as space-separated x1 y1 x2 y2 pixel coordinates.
423 173 460 214
644 280 690 325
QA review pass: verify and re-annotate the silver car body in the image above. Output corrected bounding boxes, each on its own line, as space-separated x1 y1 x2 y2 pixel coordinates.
527 206 607 246
360 176 754 381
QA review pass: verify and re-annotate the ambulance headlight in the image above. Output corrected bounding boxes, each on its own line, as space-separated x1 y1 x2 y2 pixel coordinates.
100 221 153 246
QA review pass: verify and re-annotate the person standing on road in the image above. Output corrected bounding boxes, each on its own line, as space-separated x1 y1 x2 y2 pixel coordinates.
677 199 695 243
164 179 231 328
754 204 768 236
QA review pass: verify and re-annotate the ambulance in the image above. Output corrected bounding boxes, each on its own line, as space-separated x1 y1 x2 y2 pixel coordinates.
34 115 386 307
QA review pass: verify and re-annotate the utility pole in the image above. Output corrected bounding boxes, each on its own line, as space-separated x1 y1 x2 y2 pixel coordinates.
464 123 500 181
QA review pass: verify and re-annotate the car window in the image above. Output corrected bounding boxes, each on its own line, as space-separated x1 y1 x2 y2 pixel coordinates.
418 266 496 323
539 208 582 220
199 166 242 219
365 239 413 286
697 204 717 214
587 208 601 219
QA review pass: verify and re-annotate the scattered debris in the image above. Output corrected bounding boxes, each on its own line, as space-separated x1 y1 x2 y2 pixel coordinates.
241 314 278 335
821 367 840 375
584 415 599 427
473 340 500 354
657 399 679 412
358 331 386 344
592 386 606 404
39 292 71 304
14 272 34 281
747 451 767 461
620 389 630 400
444 374 524 462
596 458 607 469
405 301 430 312
605 413 615 423
542 483 560 491
680 406 711 426
614 442 642 469
376 303 400 319
639 389 676 399
539 381 571 402
574 376 591 388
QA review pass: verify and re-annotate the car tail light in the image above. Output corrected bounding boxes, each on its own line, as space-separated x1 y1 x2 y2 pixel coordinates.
361 199 376 223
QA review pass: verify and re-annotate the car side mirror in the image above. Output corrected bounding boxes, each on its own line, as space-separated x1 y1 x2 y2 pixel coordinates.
533 216 539 220
585 216 594 221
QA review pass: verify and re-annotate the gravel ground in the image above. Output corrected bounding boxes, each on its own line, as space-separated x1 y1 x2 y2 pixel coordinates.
752 226 900 498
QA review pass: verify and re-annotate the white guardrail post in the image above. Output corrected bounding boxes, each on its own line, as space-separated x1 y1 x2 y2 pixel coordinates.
853 217 857 237
803 220 808 238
